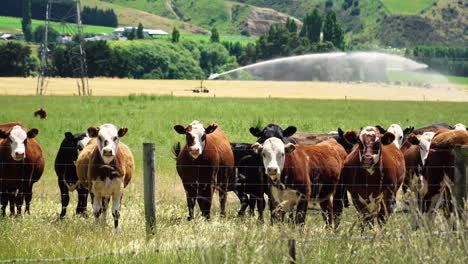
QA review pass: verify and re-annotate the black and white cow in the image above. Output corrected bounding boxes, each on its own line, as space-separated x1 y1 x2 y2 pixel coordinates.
55 132 91 218
249 124 297 144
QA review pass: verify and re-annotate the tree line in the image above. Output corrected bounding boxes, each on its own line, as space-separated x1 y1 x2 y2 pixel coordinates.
411 46 468 77
1 0 118 28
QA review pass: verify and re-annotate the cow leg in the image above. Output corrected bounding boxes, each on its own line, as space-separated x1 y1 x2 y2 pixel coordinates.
112 190 123 233
319 200 333 227
76 187 88 217
58 179 70 218
92 193 102 225
1 192 7 217
332 196 344 228
197 185 213 220
237 191 249 217
248 195 256 216
101 197 110 224
24 184 33 215
15 185 25 216
295 196 308 225
256 194 266 222
218 184 228 218
184 184 196 221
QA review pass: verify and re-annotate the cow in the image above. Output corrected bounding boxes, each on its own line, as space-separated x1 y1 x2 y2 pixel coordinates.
0 122 44 216
249 124 297 144
291 128 354 154
229 142 269 221
252 137 347 227
339 127 405 226
450 123 467 131
376 124 414 149
33 108 47 119
174 121 234 220
421 130 468 216
76 124 134 233
55 131 91 218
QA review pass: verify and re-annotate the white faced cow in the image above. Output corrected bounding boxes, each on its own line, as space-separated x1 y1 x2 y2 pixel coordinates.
452 123 467 131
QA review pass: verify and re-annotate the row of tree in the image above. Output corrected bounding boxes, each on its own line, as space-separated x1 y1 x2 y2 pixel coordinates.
411 46 468 77
81 6 118 28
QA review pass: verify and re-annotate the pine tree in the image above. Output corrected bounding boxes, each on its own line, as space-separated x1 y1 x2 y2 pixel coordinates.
22 0 32 42
285 18 298 33
137 23 144 39
308 9 322 43
172 27 180 43
323 10 336 44
210 27 220 43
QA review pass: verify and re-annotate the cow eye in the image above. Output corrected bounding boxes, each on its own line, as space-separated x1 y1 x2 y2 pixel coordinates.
113 136 118 141
201 135 206 141
282 153 285 157
104 140 109 146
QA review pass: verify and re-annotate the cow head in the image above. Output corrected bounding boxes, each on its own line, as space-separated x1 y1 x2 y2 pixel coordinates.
87 124 127 164
174 120 218 159
64 132 91 156
408 132 435 166
249 124 297 144
333 127 354 154
451 123 467 131
0 125 38 161
376 124 407 149
251 137 295 184
344 126 395 169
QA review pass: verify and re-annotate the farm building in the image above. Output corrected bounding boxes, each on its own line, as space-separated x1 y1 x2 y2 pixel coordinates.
114 27 168 37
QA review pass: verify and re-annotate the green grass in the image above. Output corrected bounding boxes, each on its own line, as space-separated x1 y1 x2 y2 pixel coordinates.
381 0 435 15
160 33 255 44
0 16 114 35
0 95 467 263
387 71 468 86
447 75 468 85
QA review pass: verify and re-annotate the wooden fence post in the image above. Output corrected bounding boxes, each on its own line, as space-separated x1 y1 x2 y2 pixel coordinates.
454 145 468 213
288 239 296 264
144 143 156 237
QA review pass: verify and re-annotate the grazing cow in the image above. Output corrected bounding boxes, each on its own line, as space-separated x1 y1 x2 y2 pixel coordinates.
55 132 91 218
229 142 269 220
410 123 450 136
174 121 234 220
0 122 44 216
252 138 347 226
339 127 405 226
33 108 47 119
249 124 297 144
291 128 354 154
76 124 134 232
422 130 468 215
450 123 467 131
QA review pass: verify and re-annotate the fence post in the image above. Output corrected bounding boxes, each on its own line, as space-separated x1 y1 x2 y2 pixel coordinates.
288 239 296 264
144 143 156 237
454 145 468 213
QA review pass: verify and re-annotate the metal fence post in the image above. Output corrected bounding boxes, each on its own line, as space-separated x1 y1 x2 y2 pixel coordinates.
288 239 296 264
144 143 156 237
454 145 468 213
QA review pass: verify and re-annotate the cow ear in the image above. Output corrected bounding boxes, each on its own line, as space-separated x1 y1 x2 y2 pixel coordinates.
249 127 261 137
403 126 414 135
407 134 420 145
251 142 263 154
64 132 73 140
375 125 387 134
118 127 128 138
0 130 9 138
283 126 297 137
205 123 218 134
449 126 454 129
87 127 99 138
27 128 39 138
285 143 296 153
344 130 358 144
338 128 344 137
381 132 396 145
173 125 186 134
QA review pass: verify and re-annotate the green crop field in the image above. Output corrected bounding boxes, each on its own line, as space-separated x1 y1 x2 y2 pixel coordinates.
381 0 435 15
160 33 255 44
0 95 467 263
0 16 114 35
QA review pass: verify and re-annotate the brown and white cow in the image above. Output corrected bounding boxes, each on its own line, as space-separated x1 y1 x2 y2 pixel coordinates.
422 129 468 215
339 127 405 225
174 121 234 220
252 137 346 227
76 124 134 232
0 122 44 216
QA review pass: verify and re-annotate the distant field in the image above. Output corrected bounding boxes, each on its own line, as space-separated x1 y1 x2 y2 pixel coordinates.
0 16 114 34
160 33 255 44
381 0 434 14
447 75 468 85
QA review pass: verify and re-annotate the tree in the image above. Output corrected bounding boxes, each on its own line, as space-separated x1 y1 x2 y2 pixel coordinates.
33 25 59 44
172 27 180 43
22 0 32 42
323 10 344 50
210 27 220 43
124 28 136 40
285 18 298 33
0 42 36 76
137 23 144 39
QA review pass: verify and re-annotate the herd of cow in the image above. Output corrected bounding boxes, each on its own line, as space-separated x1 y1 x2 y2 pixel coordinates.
0 119 467 233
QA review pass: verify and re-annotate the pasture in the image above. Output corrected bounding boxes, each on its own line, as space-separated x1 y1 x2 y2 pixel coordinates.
0 94 467 263
381 0 434 15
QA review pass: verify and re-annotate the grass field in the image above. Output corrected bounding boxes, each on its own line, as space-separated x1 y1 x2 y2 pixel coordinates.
160 34 255 44
0 16 114 35
381 0 434 15
0 95 467 263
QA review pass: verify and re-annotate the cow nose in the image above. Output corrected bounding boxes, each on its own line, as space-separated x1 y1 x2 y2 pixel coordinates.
103 149 113 156
15 152 24 158
190 148 200 153
267 167 278 175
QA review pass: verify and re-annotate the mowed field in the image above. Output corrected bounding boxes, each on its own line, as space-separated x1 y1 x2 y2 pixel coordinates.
1 77 468 102
0 94 467 263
